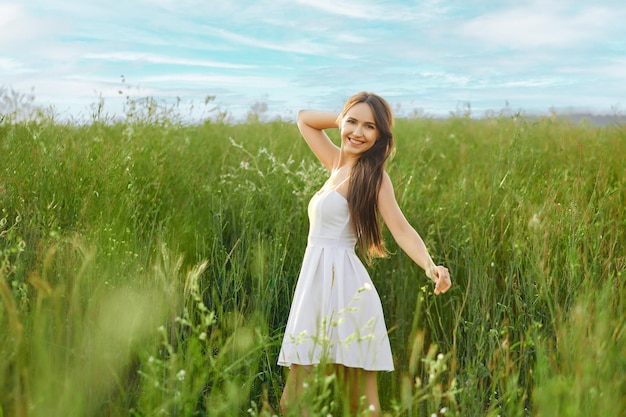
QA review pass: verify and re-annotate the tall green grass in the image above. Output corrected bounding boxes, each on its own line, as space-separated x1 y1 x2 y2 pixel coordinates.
0 99 624 416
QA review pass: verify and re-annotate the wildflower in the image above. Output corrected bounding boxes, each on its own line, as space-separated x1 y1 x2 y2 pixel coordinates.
528 213 541 229
177 369 186 381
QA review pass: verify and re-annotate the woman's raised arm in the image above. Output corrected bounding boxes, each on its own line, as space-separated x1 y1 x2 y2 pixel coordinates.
296 110 341 171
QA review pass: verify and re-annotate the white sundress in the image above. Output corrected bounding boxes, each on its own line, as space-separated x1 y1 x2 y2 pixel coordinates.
278 176 394 371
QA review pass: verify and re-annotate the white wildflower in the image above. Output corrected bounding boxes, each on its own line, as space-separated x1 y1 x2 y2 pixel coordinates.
528 213 541 229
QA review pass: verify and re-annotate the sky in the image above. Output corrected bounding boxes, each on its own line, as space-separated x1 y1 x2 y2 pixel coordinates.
1 0 625 122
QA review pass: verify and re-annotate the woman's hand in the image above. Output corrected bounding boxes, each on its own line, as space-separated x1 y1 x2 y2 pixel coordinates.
429 265 451 295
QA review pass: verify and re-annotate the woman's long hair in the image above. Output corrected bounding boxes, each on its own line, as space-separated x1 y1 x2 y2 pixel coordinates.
341 92 394 263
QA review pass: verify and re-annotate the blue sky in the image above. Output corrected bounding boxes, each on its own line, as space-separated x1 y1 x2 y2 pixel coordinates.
1 0 625 121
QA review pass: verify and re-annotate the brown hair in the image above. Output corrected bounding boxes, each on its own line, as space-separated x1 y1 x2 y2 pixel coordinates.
340 92 394 262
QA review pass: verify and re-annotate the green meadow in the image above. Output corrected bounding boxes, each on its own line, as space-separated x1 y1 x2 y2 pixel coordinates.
0 97 624 417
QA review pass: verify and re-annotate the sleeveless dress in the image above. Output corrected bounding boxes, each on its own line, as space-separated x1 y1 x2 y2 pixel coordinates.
278 176 394 371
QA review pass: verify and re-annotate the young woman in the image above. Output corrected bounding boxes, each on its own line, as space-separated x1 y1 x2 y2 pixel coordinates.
278 92 451 416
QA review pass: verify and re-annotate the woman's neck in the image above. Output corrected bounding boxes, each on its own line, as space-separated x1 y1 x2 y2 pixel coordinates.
335 151 358 172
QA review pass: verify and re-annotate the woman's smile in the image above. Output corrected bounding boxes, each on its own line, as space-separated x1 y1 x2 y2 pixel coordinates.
348 136 366 145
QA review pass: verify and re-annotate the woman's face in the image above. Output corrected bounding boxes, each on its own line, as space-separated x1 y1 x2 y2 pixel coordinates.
340 102 379 156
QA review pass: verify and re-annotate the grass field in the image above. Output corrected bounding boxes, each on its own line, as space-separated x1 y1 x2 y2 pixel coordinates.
0 98 624 416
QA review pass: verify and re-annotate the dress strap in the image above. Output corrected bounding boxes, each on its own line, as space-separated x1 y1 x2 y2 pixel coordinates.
332 175 350 190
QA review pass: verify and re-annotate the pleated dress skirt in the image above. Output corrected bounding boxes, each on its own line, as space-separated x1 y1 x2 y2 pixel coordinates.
278 183 394 371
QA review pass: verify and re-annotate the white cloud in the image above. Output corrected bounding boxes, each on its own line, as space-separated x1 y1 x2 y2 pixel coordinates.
457 3 618 49
594 58 626 79
0 57 32 74
139 73 291 90
2 0 625 120
293 0 438 22
208 27 328 56
0 2 59 46
418 71 472 86
294 0 393 20
0 2 22 27
83 52 256 69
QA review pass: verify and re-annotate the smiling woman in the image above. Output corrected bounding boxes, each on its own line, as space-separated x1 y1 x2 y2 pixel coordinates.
277 92 451 416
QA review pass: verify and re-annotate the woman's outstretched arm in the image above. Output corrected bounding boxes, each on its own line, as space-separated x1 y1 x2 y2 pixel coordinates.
378 172 451 294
